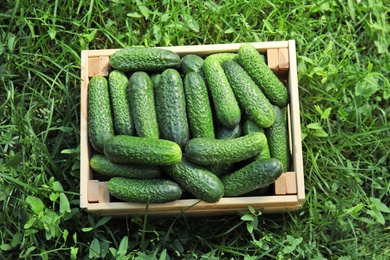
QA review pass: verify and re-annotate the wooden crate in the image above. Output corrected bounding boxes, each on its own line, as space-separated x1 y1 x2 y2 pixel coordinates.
80 40 304 216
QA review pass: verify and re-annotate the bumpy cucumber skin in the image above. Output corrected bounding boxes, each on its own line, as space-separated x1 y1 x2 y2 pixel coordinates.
128 71 159 139
181 54 204 74
185 133 267 166
222 60 275 128
265 106 291 172
221 158 283 197
242 119 271 159
163 158 224 203
207 53 239 63
104 135 182 165
150 73 161 87
90 154 161 179
155 69 190 148
203 58 241 129
108 177 182 203
108 70 134 136
183 72 215 139
209 123 242 176
110 47 181 72
238 43 289 107
88 76 115 153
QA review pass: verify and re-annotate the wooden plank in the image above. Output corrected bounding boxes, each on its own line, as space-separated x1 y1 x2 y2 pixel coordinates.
99 182 110 203
88 56 110 77
278 48 289 73
84 195 300 216
98 56 110 76
267 48 279 74
88 180 100 203
92 204 303 217
274 174 287 195
86 195 300 213
286 172 297 194
88 57 99 77
287 40 305 203
86 41 290 57
80 50 91 209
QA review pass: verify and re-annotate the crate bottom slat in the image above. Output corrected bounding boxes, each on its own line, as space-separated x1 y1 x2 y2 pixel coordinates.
84 195 302 217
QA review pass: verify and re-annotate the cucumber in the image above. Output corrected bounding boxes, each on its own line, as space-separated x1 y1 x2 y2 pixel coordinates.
183 72 215 139
209 123 242 176
108 177 182 203
128 71 159 138
242 119 271 159
203 57 241 129
265 106 291 172
215 123 242 140
163 158 224 203
181 54 204 75
110 47 181 72
155 68 190 148
150 73 161 87
185 132 267 166
88 75 115 153
221 158 283 197
242 118 265 135
207 53 238 63
222 60 275 128
108 70 134 136
90 154 161 179
104 135 182 166
238 43 289 107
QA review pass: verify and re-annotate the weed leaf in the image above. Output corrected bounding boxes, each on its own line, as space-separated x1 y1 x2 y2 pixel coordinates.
89 238 101 258
117 236 129 256
370 197 390 213
26 196 45 214
59 193 71 213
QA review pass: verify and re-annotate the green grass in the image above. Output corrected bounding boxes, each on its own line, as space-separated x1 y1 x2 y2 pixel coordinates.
1 0 389 259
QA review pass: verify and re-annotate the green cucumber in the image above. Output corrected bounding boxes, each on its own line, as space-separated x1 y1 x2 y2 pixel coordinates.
155 68 190 148
104 135 182 165
242 119 271 159
128 71 159 138
90 154 161 179
242 118 265 135
163 158 224 202
150 73 161 87
108 177 182 203
207 53 238 63
221 158 283 197
215 123 242 140
110 47 181 72
265 106 291 172
181 54 204 75
203 57 241 128
108 70 134 136
222 60 275 128
183 72 215 139
88 75 115 153
209 123 242 176
185 132 267 166
238 43 289 107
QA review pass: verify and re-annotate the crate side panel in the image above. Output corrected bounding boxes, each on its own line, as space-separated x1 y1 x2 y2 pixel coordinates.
86 41 289 58
80 50 92 209
287 40 305 202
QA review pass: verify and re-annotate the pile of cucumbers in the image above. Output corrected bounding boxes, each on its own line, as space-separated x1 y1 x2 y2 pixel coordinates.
88 43 291 204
